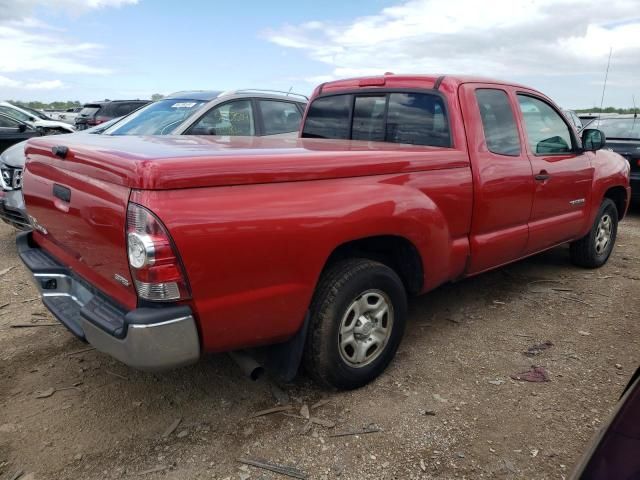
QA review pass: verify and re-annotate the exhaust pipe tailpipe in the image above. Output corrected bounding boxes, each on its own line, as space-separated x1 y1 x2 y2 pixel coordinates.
229 351 265 381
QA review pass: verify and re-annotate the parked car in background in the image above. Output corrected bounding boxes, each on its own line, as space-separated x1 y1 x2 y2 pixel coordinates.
563 109 585 132
0 113 42 229
45 107 82 125
571 367 640 479
0 113 41 154
587 115 640 204
0 102 75 134
17 74 629 389
104 89 307 136
0 117 122 230
75 100 150 130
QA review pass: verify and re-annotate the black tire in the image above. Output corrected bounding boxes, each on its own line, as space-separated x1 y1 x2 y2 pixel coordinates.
303 259 407 390
570 198 618 268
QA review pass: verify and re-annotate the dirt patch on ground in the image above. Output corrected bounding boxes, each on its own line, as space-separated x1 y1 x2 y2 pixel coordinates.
1 209 639 480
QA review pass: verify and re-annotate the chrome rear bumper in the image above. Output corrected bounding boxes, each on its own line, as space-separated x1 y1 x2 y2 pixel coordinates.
17 232 200 371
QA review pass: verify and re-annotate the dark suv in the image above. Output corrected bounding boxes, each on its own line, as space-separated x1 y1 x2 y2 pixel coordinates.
75 100 150 130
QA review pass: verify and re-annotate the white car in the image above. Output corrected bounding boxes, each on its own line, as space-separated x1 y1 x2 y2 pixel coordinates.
0 102 75 134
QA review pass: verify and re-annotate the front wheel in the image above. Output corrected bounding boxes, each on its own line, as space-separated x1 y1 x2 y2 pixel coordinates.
570 198 618 268
303 259 407 390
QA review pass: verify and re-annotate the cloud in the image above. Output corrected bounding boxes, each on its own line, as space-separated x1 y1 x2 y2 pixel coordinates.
0 74 64 89
265 0 640 84
0 0 138 85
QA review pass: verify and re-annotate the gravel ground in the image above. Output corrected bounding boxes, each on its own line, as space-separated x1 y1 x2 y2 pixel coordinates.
1 207 638 480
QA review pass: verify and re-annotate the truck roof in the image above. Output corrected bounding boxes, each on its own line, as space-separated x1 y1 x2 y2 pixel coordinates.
316 73 537 96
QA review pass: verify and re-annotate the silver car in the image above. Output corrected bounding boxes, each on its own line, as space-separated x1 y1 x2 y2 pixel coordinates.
103 89 307 137
0 89 307 230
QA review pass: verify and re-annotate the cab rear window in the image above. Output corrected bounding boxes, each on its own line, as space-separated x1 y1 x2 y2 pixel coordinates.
302 91 451 147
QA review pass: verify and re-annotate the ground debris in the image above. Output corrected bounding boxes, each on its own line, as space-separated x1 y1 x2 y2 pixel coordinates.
300 404 310 419
310 417 335 428
510 366 550 382
238 457 307 480
310 398 331 410
249 405 295 418
66 347 95 357
105 370 128 381
9 470 24 480
0 266 16 277
35 388 55 399
11 323 60 328
419 409 437 416
137 466 167 476
578 330 591 336
161 418 182 438
524 340 554 357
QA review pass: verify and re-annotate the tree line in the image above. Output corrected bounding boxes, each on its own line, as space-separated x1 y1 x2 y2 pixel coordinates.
8 94 164 111
574 107 638 114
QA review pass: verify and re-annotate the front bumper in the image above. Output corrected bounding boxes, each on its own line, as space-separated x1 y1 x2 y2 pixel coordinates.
17 232 200 371
0 189 30 230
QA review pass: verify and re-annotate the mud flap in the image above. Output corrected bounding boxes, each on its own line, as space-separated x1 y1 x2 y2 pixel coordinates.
254 313 310 383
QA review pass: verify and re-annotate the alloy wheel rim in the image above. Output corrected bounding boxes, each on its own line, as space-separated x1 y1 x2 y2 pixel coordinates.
338 289 394 368
594 214 612 256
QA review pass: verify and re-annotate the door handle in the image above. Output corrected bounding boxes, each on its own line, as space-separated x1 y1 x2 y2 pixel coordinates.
535 171 550 181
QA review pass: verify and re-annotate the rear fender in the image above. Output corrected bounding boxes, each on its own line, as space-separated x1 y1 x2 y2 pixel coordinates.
132 171 470 353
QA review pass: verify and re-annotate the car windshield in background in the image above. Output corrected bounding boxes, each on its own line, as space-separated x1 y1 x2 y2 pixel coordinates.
589 117 640 139
105 99 207 135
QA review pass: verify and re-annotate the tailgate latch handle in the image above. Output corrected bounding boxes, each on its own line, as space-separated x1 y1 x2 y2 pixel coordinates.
52 145 69 159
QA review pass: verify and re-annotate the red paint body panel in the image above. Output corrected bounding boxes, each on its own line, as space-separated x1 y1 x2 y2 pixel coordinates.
21 74 631 355
23 149 137 310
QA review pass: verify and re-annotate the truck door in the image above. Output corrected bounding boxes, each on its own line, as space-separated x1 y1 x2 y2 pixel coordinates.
515 93 594 253
459 84 535 274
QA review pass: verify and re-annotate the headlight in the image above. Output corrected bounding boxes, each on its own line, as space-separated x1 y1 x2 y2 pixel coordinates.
0 166 22 190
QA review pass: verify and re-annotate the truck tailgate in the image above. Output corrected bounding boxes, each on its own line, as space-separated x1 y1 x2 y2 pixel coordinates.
23 143 137 310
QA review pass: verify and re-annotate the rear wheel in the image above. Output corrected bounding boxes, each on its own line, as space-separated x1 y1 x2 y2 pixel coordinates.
570 198 618 268
303 259 407 390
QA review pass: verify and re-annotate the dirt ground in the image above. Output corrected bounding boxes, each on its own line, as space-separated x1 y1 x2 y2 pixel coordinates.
0 208 638 480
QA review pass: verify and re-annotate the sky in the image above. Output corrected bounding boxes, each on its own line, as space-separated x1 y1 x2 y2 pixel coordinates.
0 0 639 108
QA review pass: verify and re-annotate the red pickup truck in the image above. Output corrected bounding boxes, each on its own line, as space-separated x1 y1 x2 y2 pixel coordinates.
18 74 630 389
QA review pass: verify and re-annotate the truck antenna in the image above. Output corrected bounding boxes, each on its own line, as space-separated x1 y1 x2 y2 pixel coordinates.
598 47 612 120
633 94 637 119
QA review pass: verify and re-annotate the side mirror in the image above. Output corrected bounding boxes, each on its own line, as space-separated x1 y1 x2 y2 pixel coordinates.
582 128 606 151
18 123 27 132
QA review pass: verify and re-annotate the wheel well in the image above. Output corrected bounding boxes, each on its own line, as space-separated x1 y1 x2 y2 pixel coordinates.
325 236 424 295
604 186 627 220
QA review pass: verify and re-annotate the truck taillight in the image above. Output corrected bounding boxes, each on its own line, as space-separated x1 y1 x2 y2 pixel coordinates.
126 203 190 302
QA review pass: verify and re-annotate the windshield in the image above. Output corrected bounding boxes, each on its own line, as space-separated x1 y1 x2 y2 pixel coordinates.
104 99 207 135
589 117 640 139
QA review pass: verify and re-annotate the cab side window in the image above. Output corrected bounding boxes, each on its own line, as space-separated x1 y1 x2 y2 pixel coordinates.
302 92 451 147
475 89 521 156
517 95 573 154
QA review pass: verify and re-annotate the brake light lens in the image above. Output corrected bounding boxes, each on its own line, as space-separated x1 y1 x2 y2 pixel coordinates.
126 203 190 301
